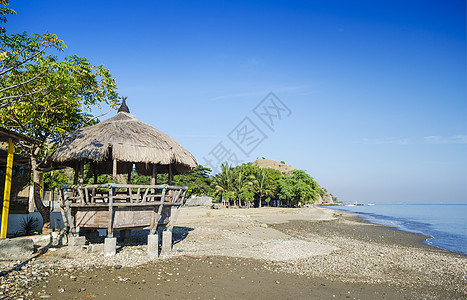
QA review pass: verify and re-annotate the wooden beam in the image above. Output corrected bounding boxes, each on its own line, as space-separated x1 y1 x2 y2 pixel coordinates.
93 163 98 184
73 164 79 185
112 158 117 183
127 163 133 184
168 164 172 185
150 164 157 185
79 161 84 185
1 138 14 238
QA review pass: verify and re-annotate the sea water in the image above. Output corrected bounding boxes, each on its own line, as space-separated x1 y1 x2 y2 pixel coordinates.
328 204 467 255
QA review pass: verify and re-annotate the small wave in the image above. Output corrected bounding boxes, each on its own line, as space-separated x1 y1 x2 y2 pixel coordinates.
328 206 467 255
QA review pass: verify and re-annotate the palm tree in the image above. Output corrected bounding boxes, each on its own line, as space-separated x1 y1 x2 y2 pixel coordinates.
232 168 255 207
212 162 234 206
252 168 276 208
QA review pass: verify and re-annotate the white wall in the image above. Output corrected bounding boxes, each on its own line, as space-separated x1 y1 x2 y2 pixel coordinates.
0 212 65 237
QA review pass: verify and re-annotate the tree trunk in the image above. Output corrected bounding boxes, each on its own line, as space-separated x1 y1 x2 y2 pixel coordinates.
31 156 50 232
258 196 262 208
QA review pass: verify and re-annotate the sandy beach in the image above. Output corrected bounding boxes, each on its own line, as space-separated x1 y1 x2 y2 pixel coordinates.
1 206 466 299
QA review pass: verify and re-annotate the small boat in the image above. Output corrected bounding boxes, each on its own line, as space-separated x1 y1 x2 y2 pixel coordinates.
368 203 375 206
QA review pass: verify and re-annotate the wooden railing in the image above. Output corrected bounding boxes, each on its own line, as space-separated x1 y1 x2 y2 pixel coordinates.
60 183 187 206
59 184 188 237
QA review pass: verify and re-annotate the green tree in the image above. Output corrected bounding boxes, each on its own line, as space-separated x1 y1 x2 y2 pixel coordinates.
0 32 69 108
43 169 71 191
211 162 235 205
0 0 16 33
0 31 120 229
230 168 251 207
239 189 254 208
171 165 213 197
251 167 276 208
278 170 319 206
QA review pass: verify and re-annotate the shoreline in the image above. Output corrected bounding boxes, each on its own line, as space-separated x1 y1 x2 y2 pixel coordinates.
1 206 466 299
320 208 454 254
322 204 467 256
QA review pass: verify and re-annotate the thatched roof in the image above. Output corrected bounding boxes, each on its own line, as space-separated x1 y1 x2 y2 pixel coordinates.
45 102 197 175
0 126 39 144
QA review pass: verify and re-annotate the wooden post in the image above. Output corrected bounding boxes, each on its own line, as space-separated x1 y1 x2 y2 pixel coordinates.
93 172 98 184
168 188 186 231
59 189 70 232
1 138 14 239
108 190 114 238
127 163 133 184
79 161 84 185
168 164 172 185
73 165 79 185
112 158 117 183
150 164 157 194
150 164 157 185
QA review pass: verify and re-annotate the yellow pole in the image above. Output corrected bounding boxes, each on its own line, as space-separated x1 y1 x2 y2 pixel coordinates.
1 138 14 238
39 173 43 201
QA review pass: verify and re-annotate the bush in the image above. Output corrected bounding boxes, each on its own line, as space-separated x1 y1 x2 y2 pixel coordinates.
19 216 40 236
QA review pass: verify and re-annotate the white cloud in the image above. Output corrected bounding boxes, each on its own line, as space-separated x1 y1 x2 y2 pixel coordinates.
423 135 467 144
362 138 412 145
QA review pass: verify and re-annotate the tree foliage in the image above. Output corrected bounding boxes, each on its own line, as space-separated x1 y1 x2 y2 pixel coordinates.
0 0 15 33
278 170 320 205
171 165 213 197
251 167 276 208
0 7 120 228
211 162 235 203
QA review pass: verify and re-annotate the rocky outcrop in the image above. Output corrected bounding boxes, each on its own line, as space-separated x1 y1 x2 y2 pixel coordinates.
252 159 295 175
315 193 333 204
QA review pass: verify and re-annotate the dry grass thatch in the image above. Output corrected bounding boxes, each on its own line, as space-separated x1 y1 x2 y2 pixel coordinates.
45 111 197 175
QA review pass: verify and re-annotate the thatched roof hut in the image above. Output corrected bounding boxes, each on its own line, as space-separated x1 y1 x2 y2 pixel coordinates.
45 99 197 180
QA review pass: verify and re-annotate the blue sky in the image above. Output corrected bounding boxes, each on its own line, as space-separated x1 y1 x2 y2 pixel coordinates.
6 0 466 203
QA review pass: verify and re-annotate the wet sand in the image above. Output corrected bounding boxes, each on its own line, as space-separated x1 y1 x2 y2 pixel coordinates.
34 255 440 300
26 207 466 299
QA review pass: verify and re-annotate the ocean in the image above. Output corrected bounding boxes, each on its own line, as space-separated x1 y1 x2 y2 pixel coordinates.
327 204 467 255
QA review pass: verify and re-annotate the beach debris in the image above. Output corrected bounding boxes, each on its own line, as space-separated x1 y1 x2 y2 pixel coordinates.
118 276 131 282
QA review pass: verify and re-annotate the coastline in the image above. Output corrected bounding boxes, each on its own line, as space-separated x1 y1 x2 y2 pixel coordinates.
316 208 449 252
323 204 467 255
1 206 465 299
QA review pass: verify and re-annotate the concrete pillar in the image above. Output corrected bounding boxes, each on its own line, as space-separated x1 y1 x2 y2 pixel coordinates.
147 234 159 259
51 231 61 247
68 236 86 252
104 237 117 257
161 229 172 254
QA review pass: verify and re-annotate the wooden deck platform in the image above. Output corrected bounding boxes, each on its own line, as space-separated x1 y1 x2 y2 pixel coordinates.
59 184 187 238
